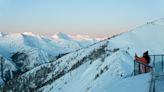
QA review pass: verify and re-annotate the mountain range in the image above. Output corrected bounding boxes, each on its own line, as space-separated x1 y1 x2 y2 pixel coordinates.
0 18 164 92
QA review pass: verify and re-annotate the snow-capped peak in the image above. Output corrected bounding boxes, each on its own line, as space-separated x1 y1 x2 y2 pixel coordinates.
0 32 7 37
52 32 72 40
22 32 36 36
52 32 99 50
70 34 98 41
52 32 105 41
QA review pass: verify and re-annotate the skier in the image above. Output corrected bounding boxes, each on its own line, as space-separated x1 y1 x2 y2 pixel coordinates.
135 51 150 73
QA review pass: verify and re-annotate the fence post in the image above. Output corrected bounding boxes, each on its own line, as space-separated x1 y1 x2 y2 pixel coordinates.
145 65 147 73
134 60 135 75
139 63 140 74
153 56 155 74
162 55 163 72
154 79 155 92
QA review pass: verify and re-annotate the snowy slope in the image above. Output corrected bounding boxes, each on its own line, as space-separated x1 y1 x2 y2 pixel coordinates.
22 33 66 59
1 40 128 91
0 32 97 64
109 19 164 56
39 19 164 92
0 39 136 91
0 32 98 86
52 32 98 50
40 50 134 92
102 73 151 92
0 32 6 37
0 32 97 60
1 18 164 92
0 55 17 85
0 33 57 71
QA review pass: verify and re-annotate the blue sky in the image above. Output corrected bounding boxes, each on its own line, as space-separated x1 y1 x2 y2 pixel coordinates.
0 0 164 37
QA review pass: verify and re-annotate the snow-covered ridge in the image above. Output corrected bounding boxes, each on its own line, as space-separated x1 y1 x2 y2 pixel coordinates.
52 32 99 49
53 32 73 40
0 32 100 86
0 32 99 59
0 32 6 37
108 20 164 56
1 18 164 92
40 18 164 92
0 37 134 92
149 18 164 25
52 32 98 41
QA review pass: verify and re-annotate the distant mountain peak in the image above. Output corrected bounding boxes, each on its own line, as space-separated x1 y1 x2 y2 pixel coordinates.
0 32 7 37
22 32 36 36
52 32 72 40
52 32 105 41
70 34 95 41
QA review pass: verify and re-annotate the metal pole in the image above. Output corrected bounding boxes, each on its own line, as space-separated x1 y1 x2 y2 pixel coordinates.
145 65 146 73
139 63 140 74
153 56 155 74
153 79 155 92
134 60 135 75
162 55 164 72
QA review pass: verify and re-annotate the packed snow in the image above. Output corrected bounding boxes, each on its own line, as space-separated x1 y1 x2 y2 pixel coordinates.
155 79 164 92
40 50 135 92
1 18 164 92
40 19 164 92
104 73 151 92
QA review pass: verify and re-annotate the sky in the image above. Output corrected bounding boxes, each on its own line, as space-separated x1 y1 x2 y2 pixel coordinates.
0 0 164 37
